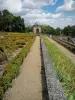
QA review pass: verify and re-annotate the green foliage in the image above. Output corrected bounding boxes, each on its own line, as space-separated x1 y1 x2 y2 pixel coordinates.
0 86 4 100
12 16 25 32
25 26 33 33
0 35 35 100
43 36 75 100
41 25 75 37
0 9 25 32
0 33 34 57
55 27 61 35
63 25 75 36
0 51 8 62
41 25 56 35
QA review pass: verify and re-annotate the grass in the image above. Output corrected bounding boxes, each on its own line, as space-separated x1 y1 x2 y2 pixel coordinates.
0 32 35 57
0 33 35 100
43 36 75 100
0 32 8 36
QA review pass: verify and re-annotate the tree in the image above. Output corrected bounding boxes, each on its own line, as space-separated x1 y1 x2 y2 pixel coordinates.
63 25 75 36
55 27 61 35
12 16 25 32
50 27 56 35
71 26 75 37
41 25 56 35
25 26 33 32
2 10 13 31
0 11 2 31
0 9 25 32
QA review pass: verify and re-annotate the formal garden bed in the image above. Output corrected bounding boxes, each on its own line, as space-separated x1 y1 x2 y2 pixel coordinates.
0 33 35 100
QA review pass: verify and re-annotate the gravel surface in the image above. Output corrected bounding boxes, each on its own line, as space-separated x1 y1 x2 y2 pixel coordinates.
4 36 42 100
47 36 75 65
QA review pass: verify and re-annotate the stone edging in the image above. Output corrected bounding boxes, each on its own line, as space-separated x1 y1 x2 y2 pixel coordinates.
40 37 66 100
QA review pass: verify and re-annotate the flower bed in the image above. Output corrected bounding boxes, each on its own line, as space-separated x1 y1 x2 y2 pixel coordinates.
0 36 35 100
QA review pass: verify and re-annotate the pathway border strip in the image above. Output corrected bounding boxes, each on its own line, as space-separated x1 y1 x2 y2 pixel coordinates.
40 36 66 100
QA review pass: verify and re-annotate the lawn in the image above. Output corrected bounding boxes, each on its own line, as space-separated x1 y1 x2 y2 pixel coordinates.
43 36 75 100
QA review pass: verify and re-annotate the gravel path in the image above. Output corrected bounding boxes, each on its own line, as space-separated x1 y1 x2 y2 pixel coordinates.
4 36 42 100
47 36 75 64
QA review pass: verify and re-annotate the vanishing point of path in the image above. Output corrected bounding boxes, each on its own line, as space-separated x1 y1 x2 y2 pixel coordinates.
4 36 42 100
47 36 75 65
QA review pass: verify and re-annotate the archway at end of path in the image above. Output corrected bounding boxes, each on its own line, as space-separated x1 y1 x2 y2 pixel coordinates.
36 28 40 35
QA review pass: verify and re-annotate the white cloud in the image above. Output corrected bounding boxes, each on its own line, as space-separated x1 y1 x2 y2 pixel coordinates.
0 0 22 13
22 10 75 28
22 10 62 20
0 0 57 13
49 0 57 5
0 0 58 16
56 0 75 12
0 0 75 28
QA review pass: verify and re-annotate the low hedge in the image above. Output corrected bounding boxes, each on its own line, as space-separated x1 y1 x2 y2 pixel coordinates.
0 37 35 100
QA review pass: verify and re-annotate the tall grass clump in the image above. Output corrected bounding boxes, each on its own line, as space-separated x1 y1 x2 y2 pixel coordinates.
43 36 75 100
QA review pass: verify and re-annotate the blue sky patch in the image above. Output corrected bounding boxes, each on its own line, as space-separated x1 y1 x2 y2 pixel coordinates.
42 0 64 13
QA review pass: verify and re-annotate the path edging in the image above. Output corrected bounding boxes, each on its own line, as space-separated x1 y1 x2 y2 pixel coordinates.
40 36 66 100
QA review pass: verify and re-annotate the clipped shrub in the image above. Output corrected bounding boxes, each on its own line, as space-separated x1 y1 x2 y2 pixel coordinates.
2 74 12 91
16 41 26 46
17 45 24 48
0 86 4 100
0 51 8 63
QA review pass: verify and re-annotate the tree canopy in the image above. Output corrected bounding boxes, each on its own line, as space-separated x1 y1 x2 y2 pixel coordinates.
0 10 25 32
55 27 61 35
41 25 56 35
25 26 33 33
0 9 75 36
41 25 75 37
63 25 75 37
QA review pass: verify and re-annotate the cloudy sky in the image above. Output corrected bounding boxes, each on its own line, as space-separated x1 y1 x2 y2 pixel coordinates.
0 0 75 28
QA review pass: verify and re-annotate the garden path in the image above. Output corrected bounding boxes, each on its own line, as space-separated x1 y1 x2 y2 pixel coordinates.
4 36 42 100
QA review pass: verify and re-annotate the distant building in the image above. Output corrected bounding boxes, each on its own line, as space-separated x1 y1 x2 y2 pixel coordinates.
33 23 41 35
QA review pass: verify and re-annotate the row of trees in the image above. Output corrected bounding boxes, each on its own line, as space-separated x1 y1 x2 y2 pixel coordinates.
0 10 25 32
0 9 75 36
41 25 75 37
41 25 61 35
63 25 75 36
41 25 55 35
